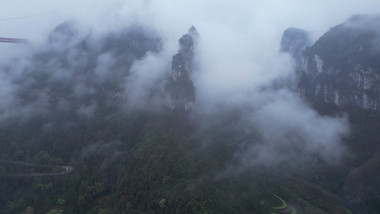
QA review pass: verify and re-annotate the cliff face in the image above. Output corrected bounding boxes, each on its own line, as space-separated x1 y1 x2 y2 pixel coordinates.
282 15 380 110
165 27 198 115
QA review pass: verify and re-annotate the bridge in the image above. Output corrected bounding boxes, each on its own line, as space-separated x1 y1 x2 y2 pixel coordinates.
0 37 28 44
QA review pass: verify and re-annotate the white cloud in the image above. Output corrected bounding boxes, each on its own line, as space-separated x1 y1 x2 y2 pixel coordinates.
1 0 379 167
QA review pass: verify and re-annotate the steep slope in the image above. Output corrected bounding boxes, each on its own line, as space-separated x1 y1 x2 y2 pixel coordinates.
165 27 198 115
282 15 380 110
281 14 380 212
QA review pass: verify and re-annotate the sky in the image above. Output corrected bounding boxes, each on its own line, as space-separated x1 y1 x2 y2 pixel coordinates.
1 0 380 168
2 0 380 42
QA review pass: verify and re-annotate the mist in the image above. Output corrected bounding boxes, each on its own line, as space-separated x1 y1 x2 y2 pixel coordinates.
1 0 380 169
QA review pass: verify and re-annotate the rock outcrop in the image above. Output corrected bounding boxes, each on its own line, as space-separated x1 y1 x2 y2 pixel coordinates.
280 27 311 67
165 27 198 115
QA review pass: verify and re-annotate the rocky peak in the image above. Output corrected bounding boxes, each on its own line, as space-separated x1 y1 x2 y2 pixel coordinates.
165 27 198 115
48 21 78 46
280 27 311 65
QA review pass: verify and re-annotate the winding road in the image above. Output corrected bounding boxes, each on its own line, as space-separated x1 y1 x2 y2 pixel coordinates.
0 159 74 177
285 175 368 214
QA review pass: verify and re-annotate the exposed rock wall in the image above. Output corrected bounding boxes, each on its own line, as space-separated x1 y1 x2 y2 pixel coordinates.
282 15 380 111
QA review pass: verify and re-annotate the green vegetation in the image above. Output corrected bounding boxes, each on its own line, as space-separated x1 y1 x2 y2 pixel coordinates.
0 107 377 213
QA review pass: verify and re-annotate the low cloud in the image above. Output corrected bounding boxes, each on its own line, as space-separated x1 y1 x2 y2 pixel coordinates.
1 0 378 169
246 90 349 168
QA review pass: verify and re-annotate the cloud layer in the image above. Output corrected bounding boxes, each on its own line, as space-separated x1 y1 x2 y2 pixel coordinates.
1 0 379 168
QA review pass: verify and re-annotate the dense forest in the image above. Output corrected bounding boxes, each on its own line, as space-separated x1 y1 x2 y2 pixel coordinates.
1 101 379 213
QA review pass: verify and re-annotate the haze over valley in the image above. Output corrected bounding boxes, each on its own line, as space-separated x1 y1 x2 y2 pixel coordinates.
1 1 380 213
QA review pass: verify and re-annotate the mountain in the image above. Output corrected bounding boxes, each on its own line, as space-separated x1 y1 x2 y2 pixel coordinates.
0 21 162 124
282 14 380 110
281 14 380 211
165 26 198 115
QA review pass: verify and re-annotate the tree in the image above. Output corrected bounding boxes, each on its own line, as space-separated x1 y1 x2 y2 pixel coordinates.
33 151 51 165
24 207 34 214
14 149 25 161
